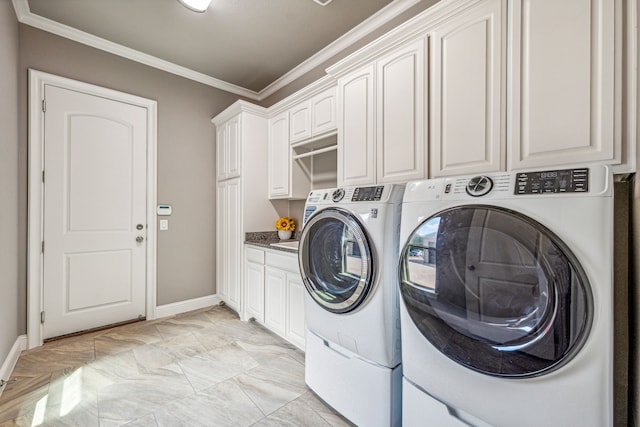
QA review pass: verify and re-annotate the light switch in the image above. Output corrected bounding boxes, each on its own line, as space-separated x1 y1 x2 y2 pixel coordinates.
159 219 169 231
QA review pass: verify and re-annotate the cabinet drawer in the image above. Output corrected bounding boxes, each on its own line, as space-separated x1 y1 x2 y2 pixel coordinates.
266 251 299 272
245 247 265 264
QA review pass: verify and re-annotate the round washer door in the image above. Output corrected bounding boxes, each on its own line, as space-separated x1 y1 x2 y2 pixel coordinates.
299 207 375 313
399 205 593 378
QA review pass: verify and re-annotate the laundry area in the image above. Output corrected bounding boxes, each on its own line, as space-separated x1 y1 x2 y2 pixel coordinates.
0 0 639 426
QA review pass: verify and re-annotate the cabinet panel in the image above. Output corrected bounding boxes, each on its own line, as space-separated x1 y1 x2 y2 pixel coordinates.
431 0 505 177
225 179 241 311
264 267 286 336
290 103 311 143
338 64 376 186
268 112 290 198
245 260 265 323
377 39 426 183
311 88 337 136
216 115 241 181
226 116 241 179
216 182 228 300
508 0 615 169
216 126 227 181
286 273 306 350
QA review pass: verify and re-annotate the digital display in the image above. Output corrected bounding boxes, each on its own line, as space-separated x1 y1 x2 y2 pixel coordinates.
352 186 384 201
515 168 588 195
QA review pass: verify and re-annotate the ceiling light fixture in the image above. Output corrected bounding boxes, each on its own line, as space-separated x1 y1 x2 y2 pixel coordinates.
313 0 334 5
177 0 212 13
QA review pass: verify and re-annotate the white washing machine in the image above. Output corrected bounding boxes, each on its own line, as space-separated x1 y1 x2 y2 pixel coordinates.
298 184 404 427
398 165 614 427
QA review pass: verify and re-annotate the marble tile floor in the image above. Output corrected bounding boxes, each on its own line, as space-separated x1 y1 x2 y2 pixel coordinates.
0 305 354 427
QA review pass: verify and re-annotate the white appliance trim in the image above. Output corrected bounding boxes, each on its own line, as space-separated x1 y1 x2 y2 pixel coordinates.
11 0 422 100
27 69 159 349
0 335 27 399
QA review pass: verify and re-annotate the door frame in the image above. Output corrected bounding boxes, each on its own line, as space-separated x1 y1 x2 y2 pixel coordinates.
27 69 158 349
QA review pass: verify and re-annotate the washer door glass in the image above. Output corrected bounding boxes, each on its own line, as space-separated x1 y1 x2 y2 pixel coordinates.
299 208 375 313
399 205 593 378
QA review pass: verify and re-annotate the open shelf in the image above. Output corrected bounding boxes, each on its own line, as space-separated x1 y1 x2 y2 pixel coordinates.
292 133 338 190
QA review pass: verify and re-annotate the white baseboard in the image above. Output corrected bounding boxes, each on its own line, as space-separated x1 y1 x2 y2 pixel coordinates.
153 294 222 319
0 335 27 398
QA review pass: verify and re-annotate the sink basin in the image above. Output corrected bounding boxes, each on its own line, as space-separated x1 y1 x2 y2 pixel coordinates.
270 241 299 251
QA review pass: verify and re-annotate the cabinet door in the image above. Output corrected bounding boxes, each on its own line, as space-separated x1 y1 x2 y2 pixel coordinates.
430 0 506 177
377 39 427 183
338 64 376 186
268 112 291 198
216 181 228 300
311 88 337 137
286 273 306 350
264 267 286 336
216 124 227 181
290 102 311 143
245 260 265 323
508 0 615 169
226 115 241 179
224 179 242 312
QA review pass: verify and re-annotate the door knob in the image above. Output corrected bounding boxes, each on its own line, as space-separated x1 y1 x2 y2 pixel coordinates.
136 236 144 243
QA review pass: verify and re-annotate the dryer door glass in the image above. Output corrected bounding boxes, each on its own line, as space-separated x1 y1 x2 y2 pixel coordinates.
299 208 374 313
399 205 593 378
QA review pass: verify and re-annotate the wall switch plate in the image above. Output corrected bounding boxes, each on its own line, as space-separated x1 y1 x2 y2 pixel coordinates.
159 219 169 231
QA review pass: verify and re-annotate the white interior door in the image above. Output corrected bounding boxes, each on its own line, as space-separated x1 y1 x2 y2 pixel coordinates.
43 84 148 339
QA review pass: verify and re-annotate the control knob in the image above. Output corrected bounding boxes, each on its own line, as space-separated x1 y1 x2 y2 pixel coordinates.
332 188 345 202
466 176 493 197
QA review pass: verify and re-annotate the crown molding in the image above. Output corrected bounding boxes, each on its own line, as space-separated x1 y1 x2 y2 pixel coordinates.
211 100 269 126
12 0 423 101
12 0 260 99
257 0 423 99
326 0 482 78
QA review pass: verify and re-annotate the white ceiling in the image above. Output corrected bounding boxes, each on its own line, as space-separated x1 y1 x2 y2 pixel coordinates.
12 0 426 100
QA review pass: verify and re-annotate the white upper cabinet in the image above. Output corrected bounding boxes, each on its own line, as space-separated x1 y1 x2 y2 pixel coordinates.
337 38 426 187
289 87 337 144
508 0 616 169
268 111 291 198
289 102 311 143
216 114 240 181
376 39 426 183
430 0 506 177
337 64 377 186
310 88 337 137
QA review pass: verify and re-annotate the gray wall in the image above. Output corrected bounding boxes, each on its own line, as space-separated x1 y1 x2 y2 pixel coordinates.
0 1 20 363
17 25 244 312
6 0 442 340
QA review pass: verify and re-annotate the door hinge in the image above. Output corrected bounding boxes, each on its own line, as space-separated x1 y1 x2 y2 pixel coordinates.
40 311 45 324
42 99 46 113
42 170 45 183
41 241 44 254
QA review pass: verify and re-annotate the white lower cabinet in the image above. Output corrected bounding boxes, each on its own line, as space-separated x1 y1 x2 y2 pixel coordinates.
265 266 287 336
244 246 306 350
244 247 265 323
285 274 306 349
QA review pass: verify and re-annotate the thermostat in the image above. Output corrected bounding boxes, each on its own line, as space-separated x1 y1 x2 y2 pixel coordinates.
157 205 172 216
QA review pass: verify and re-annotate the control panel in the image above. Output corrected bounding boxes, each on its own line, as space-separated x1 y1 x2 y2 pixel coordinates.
352 186 384 202
515 168 589 195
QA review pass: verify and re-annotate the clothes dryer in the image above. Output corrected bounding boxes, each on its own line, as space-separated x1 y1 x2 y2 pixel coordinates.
299 184 404 427
398 165 613 426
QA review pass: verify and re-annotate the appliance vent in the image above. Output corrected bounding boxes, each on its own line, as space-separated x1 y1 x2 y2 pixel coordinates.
313 0 333 5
